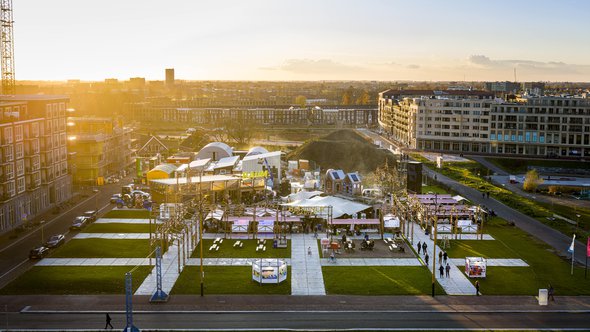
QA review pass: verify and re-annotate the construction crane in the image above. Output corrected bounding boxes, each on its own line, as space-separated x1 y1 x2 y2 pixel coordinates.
1 0 15 95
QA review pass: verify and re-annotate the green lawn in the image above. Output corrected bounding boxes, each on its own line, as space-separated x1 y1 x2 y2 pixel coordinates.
485 157 588 174
191 239 291 258
421 185 448 194
322 266 445 295
84 223 153 233
443 217 590 295
0 266 152 295
171 266 291 295
51 239 153 258
103 209 151 219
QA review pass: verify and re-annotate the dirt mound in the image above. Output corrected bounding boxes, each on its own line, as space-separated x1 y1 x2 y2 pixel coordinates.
287 129 395 174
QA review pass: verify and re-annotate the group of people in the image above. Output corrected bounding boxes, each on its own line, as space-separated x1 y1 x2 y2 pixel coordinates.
416 241 451 278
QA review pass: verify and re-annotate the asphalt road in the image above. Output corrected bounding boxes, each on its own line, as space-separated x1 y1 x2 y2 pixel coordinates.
4 310 590 330
0 182 122 289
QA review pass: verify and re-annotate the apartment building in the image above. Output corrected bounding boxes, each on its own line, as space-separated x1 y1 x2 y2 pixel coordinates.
0 95 72 234
378 90 590 157
67 117 132 185
128 103 378 127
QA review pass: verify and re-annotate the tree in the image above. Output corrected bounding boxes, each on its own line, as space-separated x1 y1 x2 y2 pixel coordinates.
523 169 543 192
294 95 307 108
374 158 405 196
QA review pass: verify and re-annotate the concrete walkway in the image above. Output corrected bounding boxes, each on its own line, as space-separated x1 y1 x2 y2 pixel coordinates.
36 258 150 266
449 258 529 267
135 243 183 296
320 257 421 266
412 226 477 296
74 233 150 239
95 218 154 224
290 234 326 295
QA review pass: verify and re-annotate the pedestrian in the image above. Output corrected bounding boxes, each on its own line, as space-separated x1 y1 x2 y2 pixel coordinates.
424 253 429 266
105 313 113 329
548 284 555 302
438 251 443 264
439 265 444 278
475 280 480 296
330 251 335 263
417 241 421 254
445 263 450 277
486 191 490 199
307 246 311 256
422 242 427 254
443 251 448 264
482 192 485 199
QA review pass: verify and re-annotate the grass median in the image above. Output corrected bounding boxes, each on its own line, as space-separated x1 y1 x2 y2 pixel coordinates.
0 266 152 295
103 209 151 219
171 266 291 295
51 238 153 258
322 266 445 295
84 223 153 233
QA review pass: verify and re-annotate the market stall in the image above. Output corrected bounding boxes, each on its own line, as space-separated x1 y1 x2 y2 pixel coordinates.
257 220 274 233
232 219 250 233
465 257 487 278
252 259 288 284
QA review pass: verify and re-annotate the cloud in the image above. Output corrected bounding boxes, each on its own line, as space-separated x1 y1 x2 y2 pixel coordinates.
406 64 420 69
260 58 361 74
467 55 589 72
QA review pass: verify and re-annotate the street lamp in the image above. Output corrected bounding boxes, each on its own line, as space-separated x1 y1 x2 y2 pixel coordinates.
431 193 438 297
576 214 581 234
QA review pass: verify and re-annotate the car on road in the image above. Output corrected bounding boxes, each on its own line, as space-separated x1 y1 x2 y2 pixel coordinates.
69 216 90 231
44 234 65 248
131 190 150 199
29 246 50 259
110 193 122 203
83 210 98 222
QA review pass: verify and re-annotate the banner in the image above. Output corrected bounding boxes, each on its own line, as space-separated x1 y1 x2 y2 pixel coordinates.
587 237 590 257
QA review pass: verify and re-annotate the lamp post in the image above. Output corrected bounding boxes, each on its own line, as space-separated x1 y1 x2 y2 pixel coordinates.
431 193 438 297
576 214 581 234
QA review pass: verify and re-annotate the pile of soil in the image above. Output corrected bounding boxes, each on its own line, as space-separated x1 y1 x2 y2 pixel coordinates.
287 129 395 174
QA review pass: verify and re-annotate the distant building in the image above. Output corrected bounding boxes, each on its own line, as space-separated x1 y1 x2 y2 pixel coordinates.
67 117 132 184
522 82 545 95
165 68 175 87
0 95 72 234
484 81 520 94
344 172 362 196
136 135 169 158
324 169 345 195
378 89 590 157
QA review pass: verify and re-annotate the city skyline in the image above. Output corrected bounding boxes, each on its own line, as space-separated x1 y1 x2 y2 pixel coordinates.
15 0 590 82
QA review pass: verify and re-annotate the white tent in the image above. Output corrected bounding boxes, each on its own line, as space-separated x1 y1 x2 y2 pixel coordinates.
232 220 249 233
258 220 274 233
452 195 469 203
283 190 323 203
282 195 371 219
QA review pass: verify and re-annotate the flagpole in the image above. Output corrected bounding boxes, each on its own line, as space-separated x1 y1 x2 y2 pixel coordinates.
569 234 576 276
571 249 574 275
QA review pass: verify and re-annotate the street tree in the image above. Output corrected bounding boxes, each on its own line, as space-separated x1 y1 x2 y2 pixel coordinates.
523 169 543 192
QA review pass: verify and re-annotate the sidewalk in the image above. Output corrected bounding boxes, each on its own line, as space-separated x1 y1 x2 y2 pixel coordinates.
291 234 326 295
412 226 477 296
135 243 183 296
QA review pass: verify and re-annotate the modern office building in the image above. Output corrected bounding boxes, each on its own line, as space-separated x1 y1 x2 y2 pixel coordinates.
67 117 132 185
0 95 72 234
378 90 590 157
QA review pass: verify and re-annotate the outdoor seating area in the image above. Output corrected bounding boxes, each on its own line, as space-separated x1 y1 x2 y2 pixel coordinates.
233 240 244 248
256 239 267 252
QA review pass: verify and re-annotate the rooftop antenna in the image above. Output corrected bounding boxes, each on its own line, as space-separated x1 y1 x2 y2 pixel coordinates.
513 67 517 82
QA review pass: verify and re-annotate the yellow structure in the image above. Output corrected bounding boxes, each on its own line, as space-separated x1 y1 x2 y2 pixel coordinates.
146 164 177 181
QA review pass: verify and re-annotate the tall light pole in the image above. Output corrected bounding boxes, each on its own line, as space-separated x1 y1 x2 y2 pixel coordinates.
431 193 438 297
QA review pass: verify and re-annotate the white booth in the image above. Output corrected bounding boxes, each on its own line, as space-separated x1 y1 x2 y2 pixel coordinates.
232 220 249 233
465 257 487 278
252 259 288 284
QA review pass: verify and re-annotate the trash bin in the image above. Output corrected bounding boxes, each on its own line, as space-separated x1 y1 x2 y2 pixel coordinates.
538 289 548 305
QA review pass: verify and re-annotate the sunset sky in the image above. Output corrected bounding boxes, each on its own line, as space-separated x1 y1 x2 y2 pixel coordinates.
16 0 590 82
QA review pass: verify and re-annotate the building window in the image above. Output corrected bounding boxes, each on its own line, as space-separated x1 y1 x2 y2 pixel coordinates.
3 127 13 144
16 159 24 176
15 142 23 159
15 125 23 141
17 177 25 194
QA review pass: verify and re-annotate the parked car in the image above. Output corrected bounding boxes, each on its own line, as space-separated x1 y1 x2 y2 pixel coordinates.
45 234 65 248
83 210 98 222
131 190 150 199
70 216 89 231
29 246 50 259
110 193 122 203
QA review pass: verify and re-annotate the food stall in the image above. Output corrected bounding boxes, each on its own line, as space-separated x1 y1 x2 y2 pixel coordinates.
465 257 487 278
252 259 288 284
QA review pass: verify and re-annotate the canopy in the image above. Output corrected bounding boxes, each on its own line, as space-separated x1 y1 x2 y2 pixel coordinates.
283 190 323 202
282 195 371 219
384 216 400 228
258 220 274 233
232 219 249 233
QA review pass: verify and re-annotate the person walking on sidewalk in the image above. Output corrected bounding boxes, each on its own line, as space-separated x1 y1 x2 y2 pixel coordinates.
475 280 480 296
424 253 429 266
443 251 448 264
422 242 427 254
307 246 312 256
105 313 113 329
439 265 444 278
438 251 443 264
417 241 421 254
445 263 450 277
548 284 555 302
